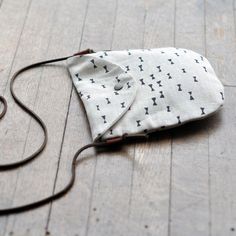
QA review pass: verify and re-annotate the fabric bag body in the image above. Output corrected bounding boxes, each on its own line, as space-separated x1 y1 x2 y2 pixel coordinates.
67 47 224 141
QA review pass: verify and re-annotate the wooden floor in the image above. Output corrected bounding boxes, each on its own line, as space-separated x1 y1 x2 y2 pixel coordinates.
0 0 236 235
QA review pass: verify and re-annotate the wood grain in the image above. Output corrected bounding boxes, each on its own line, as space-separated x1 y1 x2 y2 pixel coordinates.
47 0 119 235
0 0 235 235
205 0 236 86
170 1 210 236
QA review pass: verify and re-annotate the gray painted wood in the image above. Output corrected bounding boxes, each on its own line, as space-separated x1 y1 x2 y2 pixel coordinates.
205 0 236 86
0 0 235 235
128 1 175 236
170 1 210 236
208 87 236 236
47 0 119 235
1 0 65 234
84 1 145 235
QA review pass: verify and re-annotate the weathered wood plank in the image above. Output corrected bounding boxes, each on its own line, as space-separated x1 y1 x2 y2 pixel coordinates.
169 1 211 236
127 1 174 236
46 0 119 235
0 0 87 235
1 0 62 233
208 87 236 236
84 1 146 235
0 0 32 94
205 0 236 86
0 0 36 234
144 0 175 48
205 2 236 234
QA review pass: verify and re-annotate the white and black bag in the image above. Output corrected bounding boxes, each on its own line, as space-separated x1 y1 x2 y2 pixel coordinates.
0 47 224 215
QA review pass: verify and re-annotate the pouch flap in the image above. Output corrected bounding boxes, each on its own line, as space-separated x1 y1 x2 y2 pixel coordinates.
67 54 138 141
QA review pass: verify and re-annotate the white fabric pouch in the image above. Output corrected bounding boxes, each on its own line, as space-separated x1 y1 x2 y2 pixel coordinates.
67 47 224 141
0 47 225 215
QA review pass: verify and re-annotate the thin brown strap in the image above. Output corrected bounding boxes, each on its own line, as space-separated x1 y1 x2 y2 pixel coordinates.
0 96 7 119
0 141 121 215
0 49 110 215
0 49 93 170
0 48 147 215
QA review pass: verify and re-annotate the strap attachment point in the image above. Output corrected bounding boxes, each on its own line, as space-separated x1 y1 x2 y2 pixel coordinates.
73 48 95 56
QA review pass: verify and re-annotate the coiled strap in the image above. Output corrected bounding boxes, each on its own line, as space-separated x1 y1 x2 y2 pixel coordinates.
0 49 118 215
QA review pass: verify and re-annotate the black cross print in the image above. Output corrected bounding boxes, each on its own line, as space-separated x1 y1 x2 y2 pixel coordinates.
139 57 144 62
203 66 207 72
127 50 131 55
136 120 141 127
177 116 181 124
109 129 113 135
138 64 143 71
183 50 187 53
144 107 149 115
157 80 162 87
104 51 108 56
156 65 162 72
99 55 103 58
128 106 131 111
220 92 224 100
101 84 106 88
195 59 199 63
87 95 91 100
75 73 82 81
78 91 83 97
167 73 172 79
150 74 155 80
177 84 182 91
127 82 131 89
200 107 205 115
125 65 130 72
90 78 95 83
200 56 204 61
103 65 109 73
149 84 155 91
175 52 180 56
159 91 164 98
102 115 107 123
161 51 165 54
96 105 100 111
152 97 157 106
140 79 145 85
188 91 194 100
114 91 119 95
168 59 174 65
167 106 171 112
193 76 198 82
121 102 125 108
90 59 97 68
106 98 111 104
182 68 186 73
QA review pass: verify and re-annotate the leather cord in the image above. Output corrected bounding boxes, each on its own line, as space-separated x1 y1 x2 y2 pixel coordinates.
0 48 149 215
0 96 7 120
0 49 115 215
